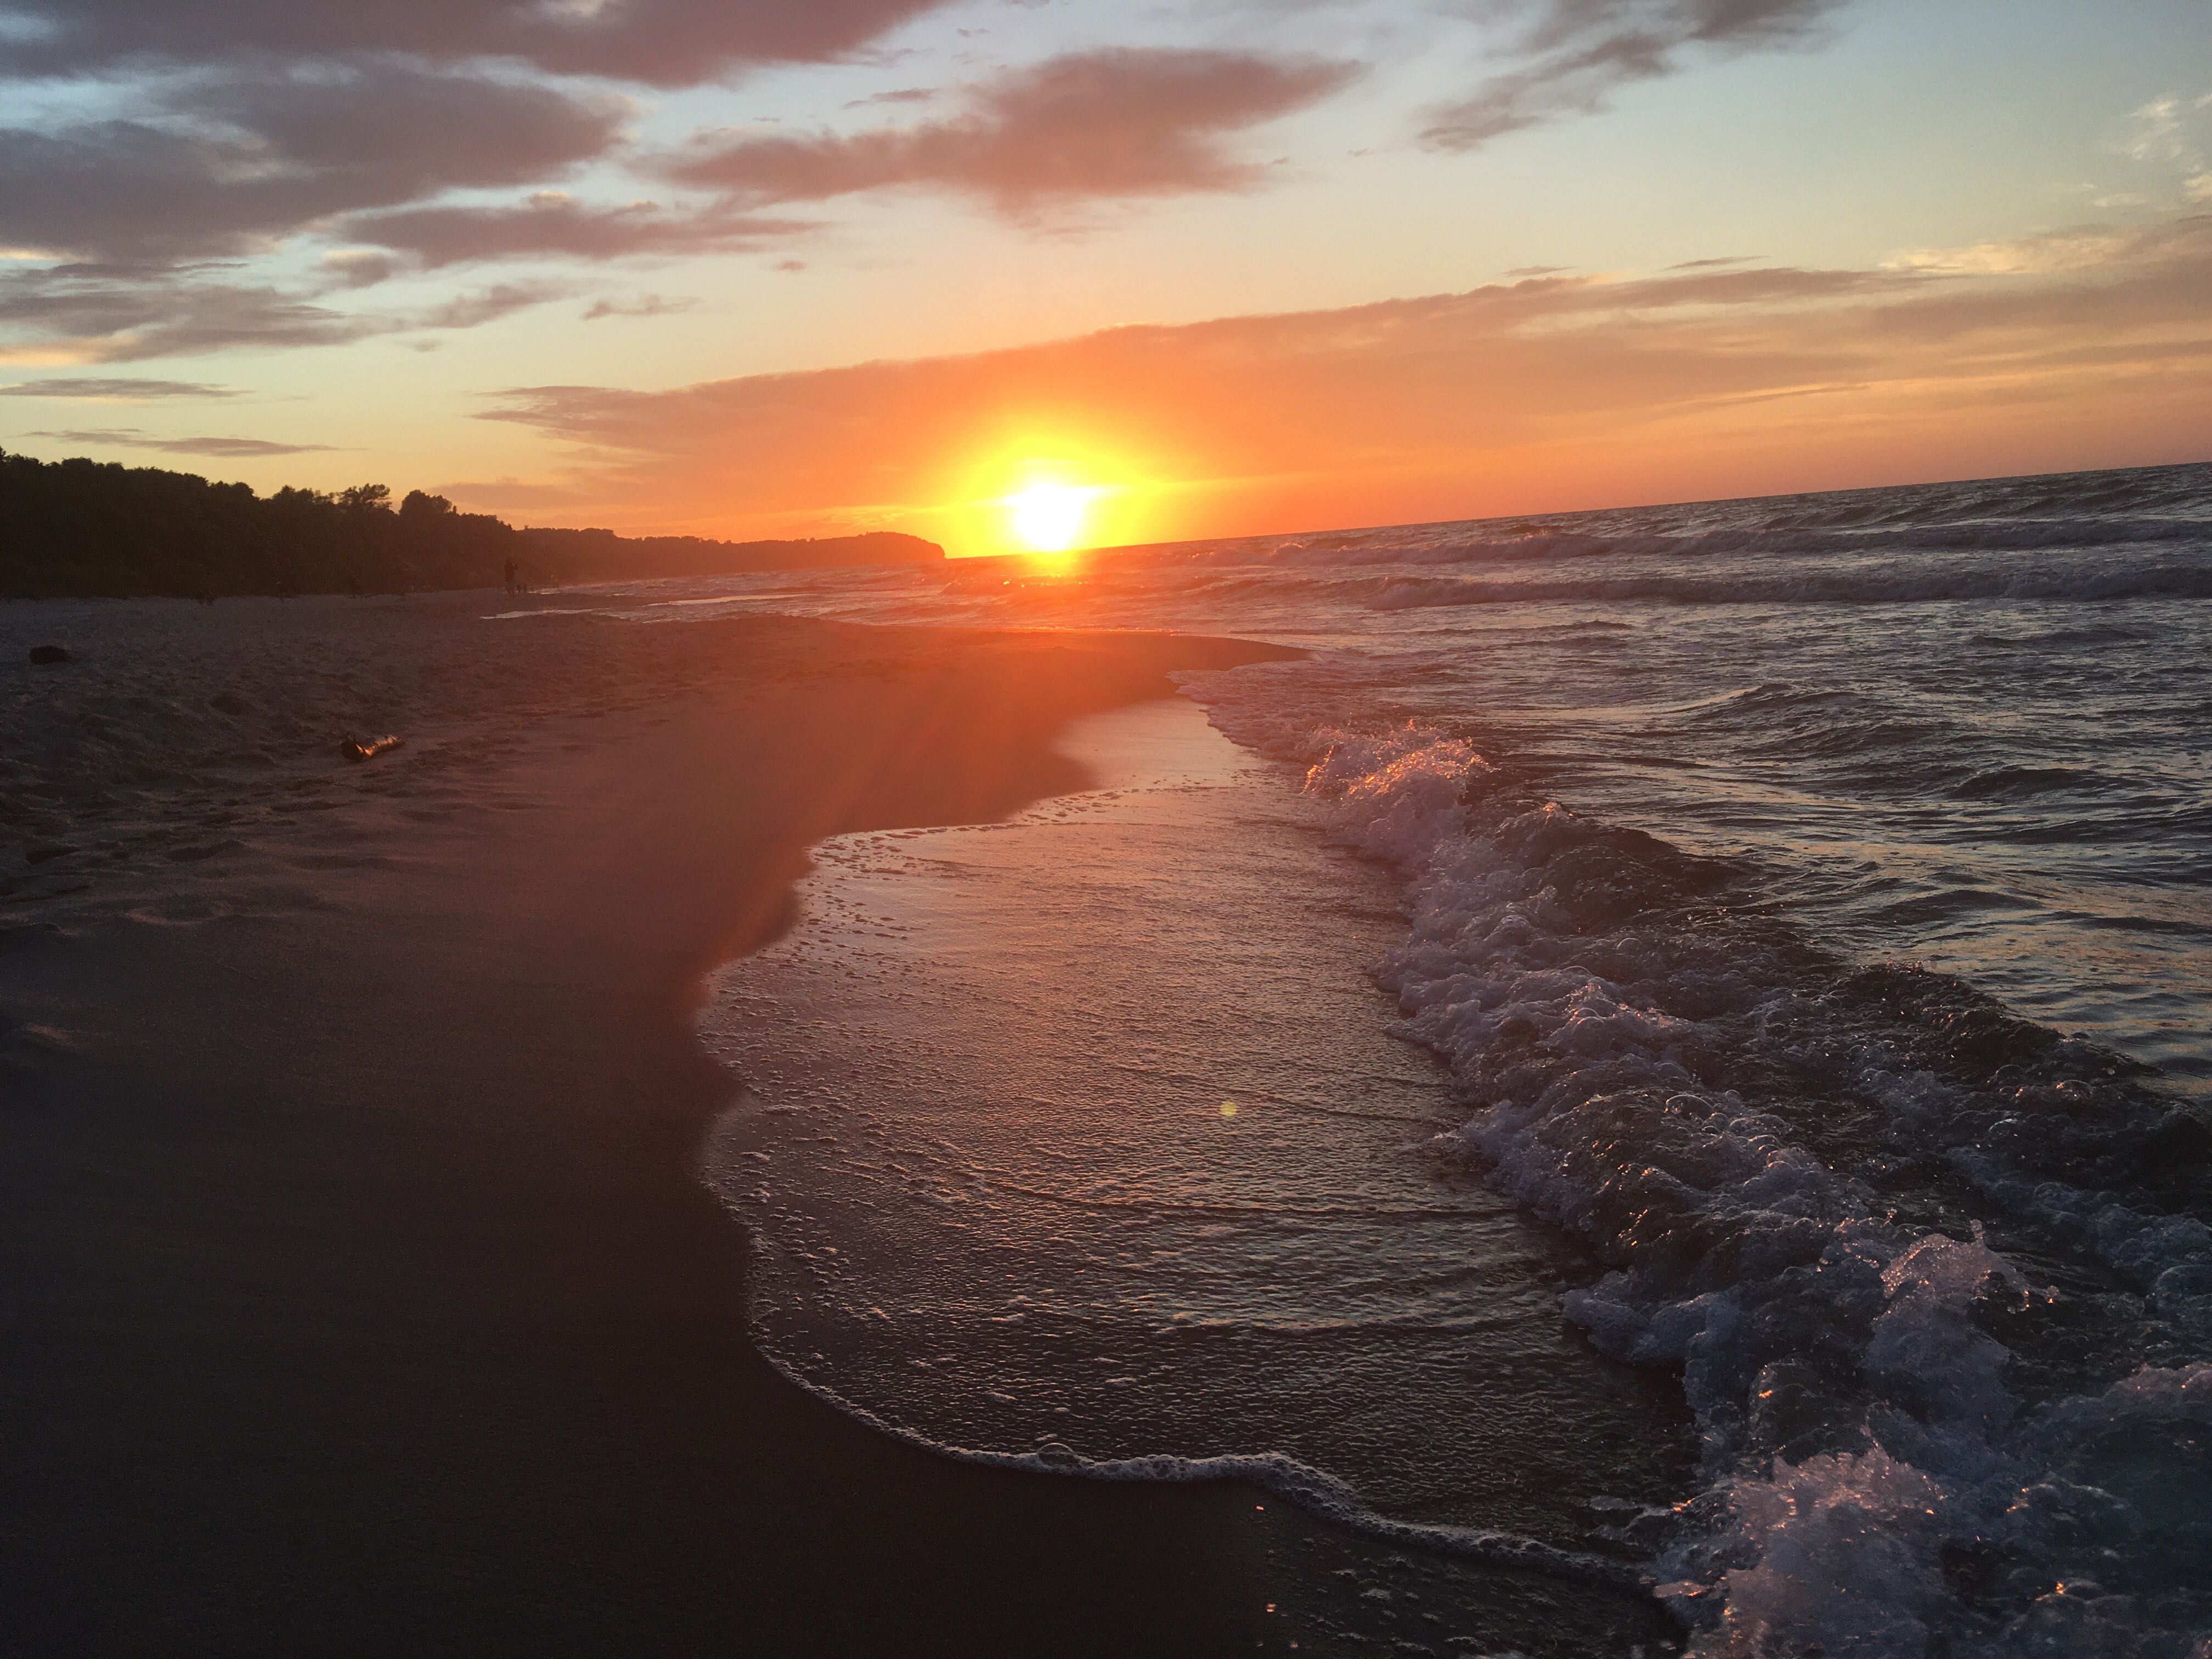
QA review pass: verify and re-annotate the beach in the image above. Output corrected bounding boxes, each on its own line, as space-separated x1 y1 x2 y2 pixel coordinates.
336 461 2208 1659
0 594 1674 1656
3 0 2203 1646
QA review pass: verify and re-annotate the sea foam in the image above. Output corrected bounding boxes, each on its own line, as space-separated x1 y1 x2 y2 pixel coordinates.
1180 675 2212 1658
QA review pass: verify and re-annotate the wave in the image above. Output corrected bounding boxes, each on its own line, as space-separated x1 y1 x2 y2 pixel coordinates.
1180 673 2212 1657
1111 462 2212 575
1347 562 2212 609
1137 520 2210 574
1751 464 2212 533
731 1322 1658 1594
1045 560 2212 625
1950 765 2107 801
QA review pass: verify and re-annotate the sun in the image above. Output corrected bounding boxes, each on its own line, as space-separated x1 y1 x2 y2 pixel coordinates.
1007 482 1095 554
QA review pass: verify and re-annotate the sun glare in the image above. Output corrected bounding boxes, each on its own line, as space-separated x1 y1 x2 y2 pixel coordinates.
1007 482 1095 554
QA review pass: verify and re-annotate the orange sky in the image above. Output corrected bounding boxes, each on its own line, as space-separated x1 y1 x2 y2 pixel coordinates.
473 220 2212 554
2 0 2208 551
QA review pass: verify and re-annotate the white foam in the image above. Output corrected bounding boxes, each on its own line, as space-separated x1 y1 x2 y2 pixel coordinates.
1169 676 2212 1657
697 696 1694 1593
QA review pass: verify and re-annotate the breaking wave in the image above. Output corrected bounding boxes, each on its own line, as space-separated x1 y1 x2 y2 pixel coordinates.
1184 676 2212 1658
1346 562 2212 609
1145 517 2212 573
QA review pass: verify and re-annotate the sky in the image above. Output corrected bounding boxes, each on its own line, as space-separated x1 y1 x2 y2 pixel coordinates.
1 0 2208 556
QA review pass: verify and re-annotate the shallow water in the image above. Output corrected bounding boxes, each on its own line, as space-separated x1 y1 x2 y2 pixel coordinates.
654 462 2211 1656
702 702 1690 1564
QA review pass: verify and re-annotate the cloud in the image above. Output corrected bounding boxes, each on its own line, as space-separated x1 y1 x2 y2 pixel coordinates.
2115 90 2212 209
471 213 2212 541
320 250 405 290
581 294 698 321
0 0 947 88
1883 222 2152 278
848 87 938 109
0 269 382 362
665 48 1362 214
413 281 569 331
336 191 803 268
22 427 332 456
0 376 239 398
2119 94 2202 167
1422 0 1846 151
0 66 627 264
0 264 563 362
0 0 961 341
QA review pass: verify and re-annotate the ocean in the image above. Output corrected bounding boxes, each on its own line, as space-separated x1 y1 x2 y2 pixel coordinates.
612 462 2212 1655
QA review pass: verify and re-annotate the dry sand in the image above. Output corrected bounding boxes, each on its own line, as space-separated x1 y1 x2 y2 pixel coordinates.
0 594 1677 1656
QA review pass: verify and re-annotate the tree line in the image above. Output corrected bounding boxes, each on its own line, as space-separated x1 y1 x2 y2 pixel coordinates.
0 449 941 599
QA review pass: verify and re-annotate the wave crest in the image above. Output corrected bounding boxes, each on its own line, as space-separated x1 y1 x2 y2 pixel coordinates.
1178 691 2212 1658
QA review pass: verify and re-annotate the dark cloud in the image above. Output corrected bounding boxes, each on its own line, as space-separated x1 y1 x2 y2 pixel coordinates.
0 263 567 362
326 48 1355 269
0 66 625 263
23 428 332 456
0 377 239 398
320 251 406 290
0 268 382 360
582 294 698 320
848 87 938 109
0 0 946 88
1423 0 1845 150
337 191 802 268
665 48 1362 213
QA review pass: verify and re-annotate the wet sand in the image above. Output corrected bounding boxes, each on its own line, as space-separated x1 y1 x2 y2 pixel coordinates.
0 596 1677 1655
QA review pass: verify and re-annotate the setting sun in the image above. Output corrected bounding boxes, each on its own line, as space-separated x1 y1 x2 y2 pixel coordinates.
1007 482 1097 554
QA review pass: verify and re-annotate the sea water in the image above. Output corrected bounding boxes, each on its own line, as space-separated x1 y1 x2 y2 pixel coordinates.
633 462 2210 1656
698 701 1689 1581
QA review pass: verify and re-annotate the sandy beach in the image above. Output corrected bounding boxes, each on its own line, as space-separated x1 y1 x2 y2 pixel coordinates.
1 595 1673 1656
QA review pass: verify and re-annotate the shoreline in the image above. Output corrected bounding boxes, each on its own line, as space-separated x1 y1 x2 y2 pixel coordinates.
1 599 1675 1655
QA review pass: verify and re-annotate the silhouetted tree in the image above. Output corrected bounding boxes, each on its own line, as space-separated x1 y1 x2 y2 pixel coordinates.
338 483 392 514
400 490 455 520
0 447 943 599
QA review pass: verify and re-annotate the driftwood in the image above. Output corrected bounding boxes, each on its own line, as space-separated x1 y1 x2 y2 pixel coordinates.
339 734 404 763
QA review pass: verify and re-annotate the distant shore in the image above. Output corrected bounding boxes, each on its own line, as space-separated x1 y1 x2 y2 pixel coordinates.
0 444 943 599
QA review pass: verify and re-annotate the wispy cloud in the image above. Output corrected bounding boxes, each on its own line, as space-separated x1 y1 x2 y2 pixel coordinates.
0 377 239 399
337 191 805 270
2117 89 2212 204
413 282 570 332
0 0 950 87
0 270 381 363
582 294 699 321
23 427 332 457
0 266 563 363
1421 0 1848 151
2119 93 2205 166
665 48 1362 216
1881 220 2172 278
